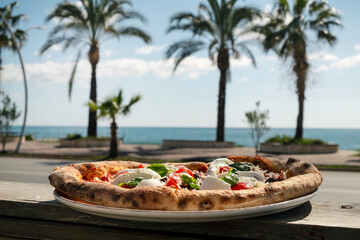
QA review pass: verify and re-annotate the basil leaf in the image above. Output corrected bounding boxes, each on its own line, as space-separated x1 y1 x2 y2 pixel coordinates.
181 174 200 190
229 162 254 171
147 163 169 177
125 177 143 187
221 173 239 187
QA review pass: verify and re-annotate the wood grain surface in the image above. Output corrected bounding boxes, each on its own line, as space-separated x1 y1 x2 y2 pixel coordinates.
0 181 359 240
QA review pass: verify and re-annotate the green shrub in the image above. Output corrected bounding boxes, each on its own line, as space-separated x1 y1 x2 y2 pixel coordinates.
66 133 82 140
25 134 34 141
265 135 327 145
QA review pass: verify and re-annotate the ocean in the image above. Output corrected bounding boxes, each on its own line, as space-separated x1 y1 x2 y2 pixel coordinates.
10 126 360 150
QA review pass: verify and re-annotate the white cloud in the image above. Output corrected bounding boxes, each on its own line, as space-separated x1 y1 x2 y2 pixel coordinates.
135 45 166 55
330 53 360 69
50 44 62 52
308 51 360 69
355 44 360 51
314 65 329 72
2 55 252 85
308 51 338 62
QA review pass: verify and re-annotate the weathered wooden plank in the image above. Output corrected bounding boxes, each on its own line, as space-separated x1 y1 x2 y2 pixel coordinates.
0 199 359 240
0 181 54 202
0 181 359 240
0 216 233 240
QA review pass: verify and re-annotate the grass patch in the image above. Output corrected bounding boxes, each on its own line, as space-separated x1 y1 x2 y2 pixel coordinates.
353 150 360 157
65 134 110 141
266 135 327 145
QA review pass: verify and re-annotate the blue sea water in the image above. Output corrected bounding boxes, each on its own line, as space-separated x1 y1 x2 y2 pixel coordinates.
10 126 360 150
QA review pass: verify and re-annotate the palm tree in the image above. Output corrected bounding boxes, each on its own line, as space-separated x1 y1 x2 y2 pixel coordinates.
166 0 260 142
40 0 151 137
254 0 341 139
0 2 27 89
89 90 141 158
0 2 28 154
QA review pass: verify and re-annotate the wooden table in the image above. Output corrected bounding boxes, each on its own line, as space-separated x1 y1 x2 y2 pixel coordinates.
0 181 359 240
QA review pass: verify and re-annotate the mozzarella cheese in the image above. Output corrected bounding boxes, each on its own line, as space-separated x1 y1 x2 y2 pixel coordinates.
136 179 163 188
199 176 231 190
206 158 234 176
237 176 260 188
112 169 161 186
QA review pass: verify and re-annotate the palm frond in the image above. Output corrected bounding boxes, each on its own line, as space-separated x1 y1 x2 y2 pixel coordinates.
317 30 336 46
166 40 205 73
208 38 218 63
293 0 307 16
122 94 141 116
39 37 65 54
68 50 81 101
236 42 256 67
116 26 151 43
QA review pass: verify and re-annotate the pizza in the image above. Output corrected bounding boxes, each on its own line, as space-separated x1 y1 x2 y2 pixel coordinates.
49 156 322 211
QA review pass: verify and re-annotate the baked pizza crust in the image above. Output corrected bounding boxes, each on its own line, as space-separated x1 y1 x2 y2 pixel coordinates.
49 156 322 211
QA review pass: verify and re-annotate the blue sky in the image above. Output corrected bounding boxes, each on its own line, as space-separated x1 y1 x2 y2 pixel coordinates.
2 0 360 129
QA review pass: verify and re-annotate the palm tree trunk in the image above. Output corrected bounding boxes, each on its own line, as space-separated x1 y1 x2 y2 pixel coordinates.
293 44 308 140
216 47 229 142
109 120 118 158
216 68 227 142
87 62 97 137
0 46 2 93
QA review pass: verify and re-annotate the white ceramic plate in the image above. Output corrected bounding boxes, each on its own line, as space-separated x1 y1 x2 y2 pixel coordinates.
53 190 317 223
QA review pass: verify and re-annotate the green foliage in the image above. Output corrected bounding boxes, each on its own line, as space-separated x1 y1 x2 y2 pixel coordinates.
0 93 21 131
166 0 260 72
0 2 28 53
40 0 151 100
266 135 327 145
255 0 342 58
0 92 21 151
89 89 141 123
66 133 82 140
253 0 342 139
25 134 34 141
245 101 270 155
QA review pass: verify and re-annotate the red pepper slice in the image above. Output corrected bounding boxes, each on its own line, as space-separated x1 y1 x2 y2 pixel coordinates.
219 166 231 173
175 167 194 178
231 182 253 190
166 178 180 189
166 173 182 189
138 164 145 168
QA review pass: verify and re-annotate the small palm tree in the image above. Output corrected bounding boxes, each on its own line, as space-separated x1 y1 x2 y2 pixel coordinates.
89 90 141 158
40 0 151 137
166 0 260 142
0 2 27 84
255 0 341 139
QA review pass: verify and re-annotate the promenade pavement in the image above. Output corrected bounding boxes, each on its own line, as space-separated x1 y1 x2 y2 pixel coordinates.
4 140 360 166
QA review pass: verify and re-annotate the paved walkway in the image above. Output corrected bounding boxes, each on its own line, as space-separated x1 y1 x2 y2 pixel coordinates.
4 140 360 166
